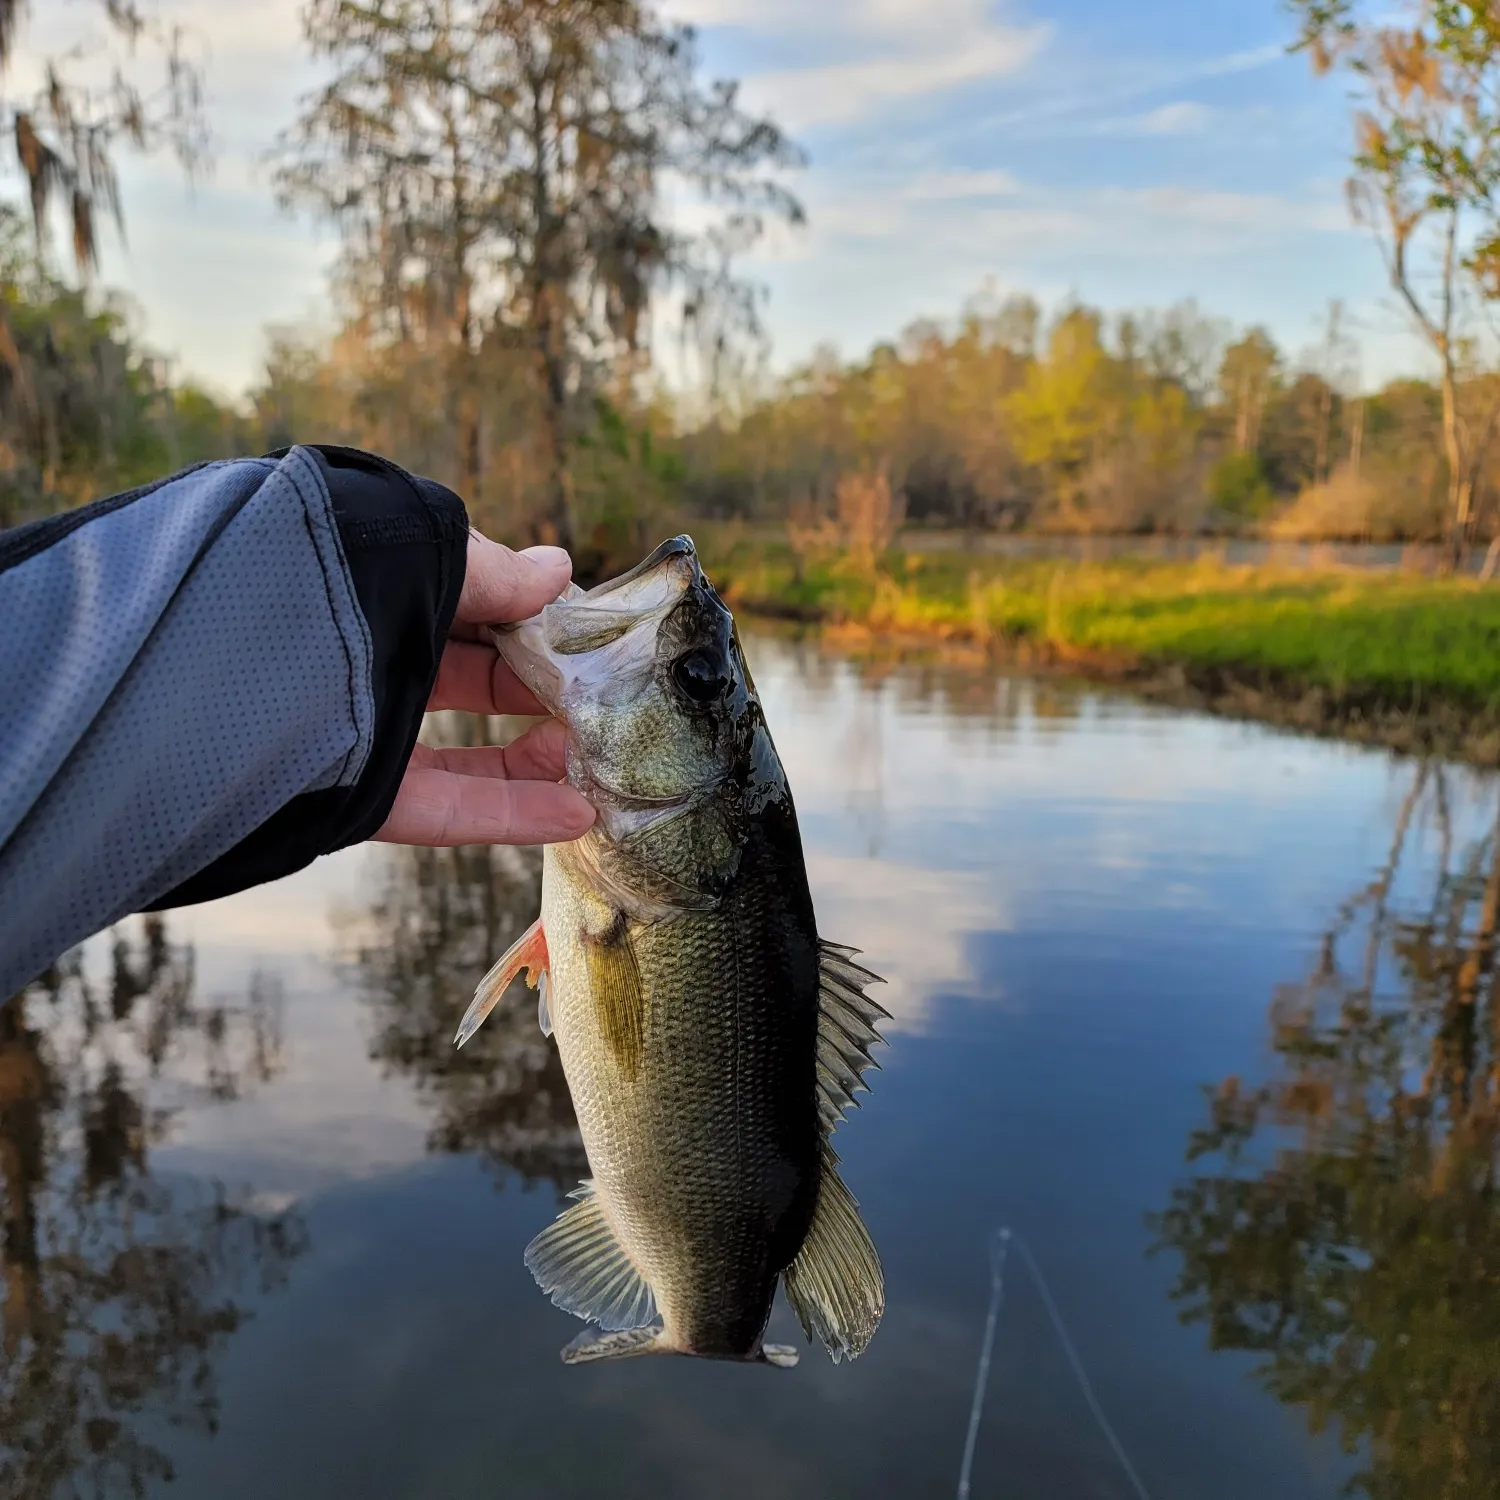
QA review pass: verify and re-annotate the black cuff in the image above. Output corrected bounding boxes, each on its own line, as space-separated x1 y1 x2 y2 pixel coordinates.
146 445 468 910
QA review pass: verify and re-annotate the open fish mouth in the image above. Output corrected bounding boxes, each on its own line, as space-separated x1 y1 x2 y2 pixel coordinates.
492 535 702 638
486 535 707 716
581 536 699 602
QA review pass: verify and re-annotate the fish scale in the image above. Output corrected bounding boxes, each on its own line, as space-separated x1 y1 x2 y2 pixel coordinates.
455 535 889 1368
550 852 817 1354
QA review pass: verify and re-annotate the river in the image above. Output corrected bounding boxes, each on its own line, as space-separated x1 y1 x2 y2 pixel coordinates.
4 632 1494 1499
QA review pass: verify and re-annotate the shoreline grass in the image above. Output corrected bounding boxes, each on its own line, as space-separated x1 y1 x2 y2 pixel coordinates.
696 533 1500 763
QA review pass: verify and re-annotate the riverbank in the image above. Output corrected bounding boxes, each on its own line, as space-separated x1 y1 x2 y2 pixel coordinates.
697 534 1500 765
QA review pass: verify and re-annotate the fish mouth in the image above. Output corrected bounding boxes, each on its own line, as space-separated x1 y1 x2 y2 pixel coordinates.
582 535 699 603
491 535 701 647
487 534 714 724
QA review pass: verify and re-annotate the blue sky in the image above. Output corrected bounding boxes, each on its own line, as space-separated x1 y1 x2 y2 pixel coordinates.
19 0 1424 398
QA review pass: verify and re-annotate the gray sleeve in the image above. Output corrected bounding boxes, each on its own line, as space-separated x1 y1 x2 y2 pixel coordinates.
0 445 465 997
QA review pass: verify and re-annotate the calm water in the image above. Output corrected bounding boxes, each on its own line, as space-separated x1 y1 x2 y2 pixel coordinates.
6 634 1497 1499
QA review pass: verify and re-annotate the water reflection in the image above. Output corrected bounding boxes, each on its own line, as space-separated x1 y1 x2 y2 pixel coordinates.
350 840 585 1193
1155 765 1500 1499
0 916 307 1499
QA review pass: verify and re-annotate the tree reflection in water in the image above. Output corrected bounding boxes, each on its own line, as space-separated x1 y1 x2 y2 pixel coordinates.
0 914 307 1500
353 833 586 1195
1154 765 1500 1498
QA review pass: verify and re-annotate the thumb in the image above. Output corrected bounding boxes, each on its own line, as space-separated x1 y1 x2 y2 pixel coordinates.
457 532 572 626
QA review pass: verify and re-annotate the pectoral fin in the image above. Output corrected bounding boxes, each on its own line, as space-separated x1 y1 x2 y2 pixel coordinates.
455 918 548 1049
525 1180 658 1333
783 1144 884 1363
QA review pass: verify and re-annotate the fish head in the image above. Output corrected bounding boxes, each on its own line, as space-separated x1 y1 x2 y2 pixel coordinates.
492 536 764 853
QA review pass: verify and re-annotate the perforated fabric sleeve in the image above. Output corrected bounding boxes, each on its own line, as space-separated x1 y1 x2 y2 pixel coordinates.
0 445 468 996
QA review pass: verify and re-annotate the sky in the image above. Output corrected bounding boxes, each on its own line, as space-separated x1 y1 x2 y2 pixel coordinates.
12 0 1427 399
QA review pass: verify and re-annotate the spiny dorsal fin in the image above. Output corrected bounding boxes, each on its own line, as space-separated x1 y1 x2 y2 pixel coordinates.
816 940 890 1132
783 1144 884 1363
524 1180 657 1333
582 914 645 1079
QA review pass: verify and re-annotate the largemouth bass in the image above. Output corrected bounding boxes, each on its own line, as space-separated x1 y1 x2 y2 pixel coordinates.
454 536 888 1369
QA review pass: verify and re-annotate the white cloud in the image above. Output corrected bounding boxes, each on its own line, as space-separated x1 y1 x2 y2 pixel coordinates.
752 30 1048 130
750 166 1352 277
924 39 1287 150
1097 185 1350 236
899 168 1022 200
669 0 1050 130
1131 101 1214 136
806 853 1014 1034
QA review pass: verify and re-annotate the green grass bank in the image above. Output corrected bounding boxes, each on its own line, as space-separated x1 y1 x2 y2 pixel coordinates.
695 532 1500 764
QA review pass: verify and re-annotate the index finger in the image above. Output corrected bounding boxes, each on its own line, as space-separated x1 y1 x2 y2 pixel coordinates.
430 639 548 716
457 533 572 631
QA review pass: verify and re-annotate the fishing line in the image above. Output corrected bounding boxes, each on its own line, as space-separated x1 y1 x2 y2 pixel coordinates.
955 1227 1155 1500
955 1228 1010 1500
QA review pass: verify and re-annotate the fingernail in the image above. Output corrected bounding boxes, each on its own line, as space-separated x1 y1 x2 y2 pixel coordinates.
521 545 571 570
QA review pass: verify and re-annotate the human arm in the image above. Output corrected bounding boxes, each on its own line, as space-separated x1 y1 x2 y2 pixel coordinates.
0 444 590 996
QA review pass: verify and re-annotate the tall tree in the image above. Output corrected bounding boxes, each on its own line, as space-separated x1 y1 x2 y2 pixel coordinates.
1290 0 1500 563
0 0 208 276
277 0 804 547
1306 299 1358 484
0 3 214 524
1219 328 1280 455
0 206 247 527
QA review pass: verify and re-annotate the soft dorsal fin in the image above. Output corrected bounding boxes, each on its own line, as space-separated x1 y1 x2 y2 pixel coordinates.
783 1143 884 1363
525 1180 658 1333
815 941 890 1133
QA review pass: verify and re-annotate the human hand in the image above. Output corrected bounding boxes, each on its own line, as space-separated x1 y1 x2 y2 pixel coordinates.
373 532 596 847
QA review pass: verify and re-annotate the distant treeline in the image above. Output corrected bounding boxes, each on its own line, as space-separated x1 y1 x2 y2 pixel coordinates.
681 291 1472 543
2 0 1498 560
0 238 1480 554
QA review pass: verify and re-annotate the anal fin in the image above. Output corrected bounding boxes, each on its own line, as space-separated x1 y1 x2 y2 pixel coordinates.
455 918 548 1049
560 1323 664 1365
525 1180 658 1333
783 1144 884 1363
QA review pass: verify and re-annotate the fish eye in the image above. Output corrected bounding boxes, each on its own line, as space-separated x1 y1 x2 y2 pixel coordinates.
672 647 731 704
